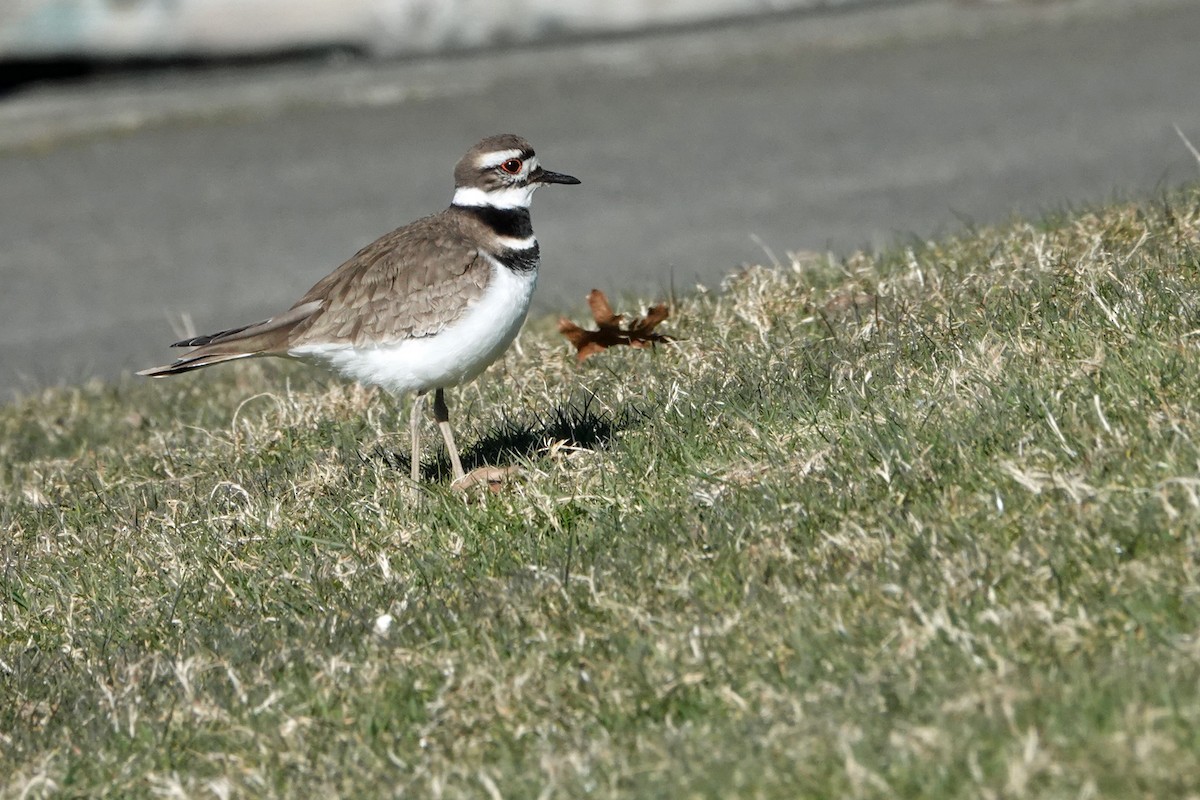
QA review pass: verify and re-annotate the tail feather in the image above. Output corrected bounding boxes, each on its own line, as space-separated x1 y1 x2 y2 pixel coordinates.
138 300 324 378
170 321 265 348
137 351 256 377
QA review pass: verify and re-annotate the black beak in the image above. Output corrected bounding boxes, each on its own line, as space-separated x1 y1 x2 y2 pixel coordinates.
533 168 581 185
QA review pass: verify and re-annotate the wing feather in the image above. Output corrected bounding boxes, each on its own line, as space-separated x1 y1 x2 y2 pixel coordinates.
141 209 491 377
286 211 489 347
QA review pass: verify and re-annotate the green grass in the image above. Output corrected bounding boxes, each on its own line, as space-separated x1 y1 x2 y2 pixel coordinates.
3 191 1200 798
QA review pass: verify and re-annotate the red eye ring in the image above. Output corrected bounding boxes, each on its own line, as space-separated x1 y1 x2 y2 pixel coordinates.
500 158 523 174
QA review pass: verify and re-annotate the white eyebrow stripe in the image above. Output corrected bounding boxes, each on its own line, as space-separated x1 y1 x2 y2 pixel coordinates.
494 234 538 249
476 149 528 169
453 185 536 210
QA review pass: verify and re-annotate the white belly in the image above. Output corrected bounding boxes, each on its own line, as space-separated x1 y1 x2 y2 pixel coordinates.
289 259 536 395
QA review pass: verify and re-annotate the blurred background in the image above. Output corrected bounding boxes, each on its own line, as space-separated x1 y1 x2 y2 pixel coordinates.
0 0 864 62
2 0 1198 397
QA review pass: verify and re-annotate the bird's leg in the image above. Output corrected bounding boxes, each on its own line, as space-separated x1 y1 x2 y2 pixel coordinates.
410 391 427 482
433 388 466 483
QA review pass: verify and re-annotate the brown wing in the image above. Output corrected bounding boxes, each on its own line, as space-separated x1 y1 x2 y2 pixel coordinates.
139 210 489 377
285 211 490 348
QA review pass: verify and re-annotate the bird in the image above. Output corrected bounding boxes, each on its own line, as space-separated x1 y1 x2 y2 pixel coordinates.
140 133 580 484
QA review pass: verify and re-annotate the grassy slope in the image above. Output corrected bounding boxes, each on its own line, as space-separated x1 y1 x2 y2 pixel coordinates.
3 192 1200 798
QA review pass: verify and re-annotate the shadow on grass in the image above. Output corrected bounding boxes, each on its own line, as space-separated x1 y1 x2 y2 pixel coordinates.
366 394 645 482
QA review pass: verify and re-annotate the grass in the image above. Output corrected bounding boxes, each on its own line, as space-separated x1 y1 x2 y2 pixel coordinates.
3 190 1200 798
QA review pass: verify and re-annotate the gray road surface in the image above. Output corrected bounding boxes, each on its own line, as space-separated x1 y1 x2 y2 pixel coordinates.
2 0 1199 397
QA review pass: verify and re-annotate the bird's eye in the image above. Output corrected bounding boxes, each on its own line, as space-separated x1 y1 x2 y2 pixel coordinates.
500 159 523 174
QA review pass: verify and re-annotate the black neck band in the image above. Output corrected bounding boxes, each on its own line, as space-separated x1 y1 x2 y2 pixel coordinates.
455 204 534 239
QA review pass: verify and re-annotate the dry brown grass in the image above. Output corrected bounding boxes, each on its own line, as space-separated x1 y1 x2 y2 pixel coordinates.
3 192 1200 797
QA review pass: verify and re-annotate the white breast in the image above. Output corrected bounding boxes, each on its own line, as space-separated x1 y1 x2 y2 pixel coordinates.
290 257 537 396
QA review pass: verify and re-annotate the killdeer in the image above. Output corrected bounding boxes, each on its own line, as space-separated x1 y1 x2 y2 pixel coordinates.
140 134 580 483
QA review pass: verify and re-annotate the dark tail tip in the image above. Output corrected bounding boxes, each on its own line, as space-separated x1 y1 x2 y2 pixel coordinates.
137 352 254 377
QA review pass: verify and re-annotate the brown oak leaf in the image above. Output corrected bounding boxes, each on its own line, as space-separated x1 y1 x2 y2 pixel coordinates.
558 289 674 363
452 465 521 493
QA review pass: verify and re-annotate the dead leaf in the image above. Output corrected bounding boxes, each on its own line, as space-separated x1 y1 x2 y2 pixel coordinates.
451 465 522 493
558 289 674 363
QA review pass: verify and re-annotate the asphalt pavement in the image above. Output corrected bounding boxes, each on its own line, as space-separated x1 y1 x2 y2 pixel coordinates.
2 0 1199 397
